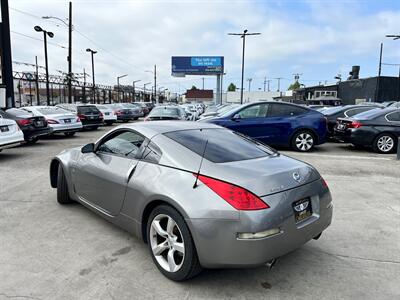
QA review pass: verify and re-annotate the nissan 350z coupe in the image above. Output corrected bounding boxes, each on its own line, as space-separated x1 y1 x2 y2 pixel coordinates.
49 121 333 281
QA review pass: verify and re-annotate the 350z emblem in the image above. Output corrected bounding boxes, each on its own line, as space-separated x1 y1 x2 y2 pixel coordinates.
292 172 301 182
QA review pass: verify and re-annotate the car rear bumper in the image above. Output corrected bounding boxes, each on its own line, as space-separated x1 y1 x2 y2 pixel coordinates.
117 115 136 120
0 133 24 149
23 127 53 140
51 123 83 133
187 179 333 268
334 128 374 146
82 121 103 128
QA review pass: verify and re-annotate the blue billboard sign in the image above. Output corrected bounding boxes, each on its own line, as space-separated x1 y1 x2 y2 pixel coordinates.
171 56 224 76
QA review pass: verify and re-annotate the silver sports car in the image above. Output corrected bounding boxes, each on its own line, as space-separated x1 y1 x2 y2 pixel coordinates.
50 121 332 281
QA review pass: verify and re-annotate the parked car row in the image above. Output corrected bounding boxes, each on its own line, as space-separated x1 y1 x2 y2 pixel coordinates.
0 102 156 152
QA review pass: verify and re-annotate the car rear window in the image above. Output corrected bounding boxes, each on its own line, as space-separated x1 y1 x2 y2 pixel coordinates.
6 108 33 117
150 107 182 117
164 129 274 163
78 106 100 114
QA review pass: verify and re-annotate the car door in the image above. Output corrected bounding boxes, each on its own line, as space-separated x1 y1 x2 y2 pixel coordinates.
73 129 146 216
222 103 270 142
265 103 306 146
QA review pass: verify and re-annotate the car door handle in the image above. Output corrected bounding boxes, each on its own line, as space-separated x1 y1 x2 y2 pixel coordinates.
127 165 137 183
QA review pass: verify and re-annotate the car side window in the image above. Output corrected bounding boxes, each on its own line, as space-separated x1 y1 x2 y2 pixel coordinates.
237 104 268 118
269 104 306 117
386 112 400 122
97 130 145 158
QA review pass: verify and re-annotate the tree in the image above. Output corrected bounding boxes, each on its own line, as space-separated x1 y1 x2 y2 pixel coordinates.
227 83 236 92
190 85 198 90
287 81 301 90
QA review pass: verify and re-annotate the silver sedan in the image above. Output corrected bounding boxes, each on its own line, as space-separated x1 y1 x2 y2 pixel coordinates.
50 121 332 281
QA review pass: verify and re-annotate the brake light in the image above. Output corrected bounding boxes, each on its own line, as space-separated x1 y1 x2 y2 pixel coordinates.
99 112 104 119
348 121 362 129
16 119 32 126
47 119 59 124
321 177 329 188
78 114 86 120
195 174 269 210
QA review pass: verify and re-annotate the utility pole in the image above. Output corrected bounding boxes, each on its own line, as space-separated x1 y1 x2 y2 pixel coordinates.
228 30 261 104
0 0 15 108
275 77 283 92
35 56 40 105
67 1 72 103
263 77 266 92
375 42 383 101
82 68 86 103
202 77 204 90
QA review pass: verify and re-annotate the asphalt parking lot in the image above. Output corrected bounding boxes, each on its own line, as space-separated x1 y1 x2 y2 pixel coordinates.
0 123 399 300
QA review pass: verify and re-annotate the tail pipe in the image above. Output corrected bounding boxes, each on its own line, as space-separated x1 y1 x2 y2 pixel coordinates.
265 258 277 270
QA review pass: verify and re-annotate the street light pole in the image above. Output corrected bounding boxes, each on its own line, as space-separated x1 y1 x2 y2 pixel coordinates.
228 29 261 104
34 26 54 106
132 80 141 102
117 74 128 102
143 82 151 102
386 34 400 101
86 48 97 103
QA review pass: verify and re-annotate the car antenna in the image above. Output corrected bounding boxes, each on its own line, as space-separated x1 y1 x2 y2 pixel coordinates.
193 137 209 189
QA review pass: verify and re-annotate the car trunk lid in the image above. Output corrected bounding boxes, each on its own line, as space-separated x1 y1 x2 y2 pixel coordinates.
201 154 320 197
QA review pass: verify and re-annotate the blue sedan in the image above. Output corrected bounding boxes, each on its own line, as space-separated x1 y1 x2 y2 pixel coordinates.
200 101 327 151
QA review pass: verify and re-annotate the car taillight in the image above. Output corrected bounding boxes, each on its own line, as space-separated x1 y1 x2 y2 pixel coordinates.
115 110 123 116
99 112 104 119
16 119 32 126
321 177 329 188
47 119 59 124
195 174 269 210
78 114 86 120
76 117 81 122
348 121 362 128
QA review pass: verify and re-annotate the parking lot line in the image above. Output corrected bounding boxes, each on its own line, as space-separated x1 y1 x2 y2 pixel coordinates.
289 153 394 161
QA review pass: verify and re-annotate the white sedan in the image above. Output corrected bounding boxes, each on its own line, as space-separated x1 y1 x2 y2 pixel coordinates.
95 105 117 125
0 116 24 152
21 106 83 137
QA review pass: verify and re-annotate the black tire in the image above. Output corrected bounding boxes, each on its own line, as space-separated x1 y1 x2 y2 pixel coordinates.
291 130 315 152
372 133 397 154
25 137 39 144
123 120 129 123
57 165 74 204
147 205 202 281
105 121 114 126
64 132 76 137
91 126 99 130
134 117 139 120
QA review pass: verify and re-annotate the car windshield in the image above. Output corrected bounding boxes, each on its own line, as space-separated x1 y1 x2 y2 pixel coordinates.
352 108 385 120
37 107 70 115
149 107 182 117
164 128 275 163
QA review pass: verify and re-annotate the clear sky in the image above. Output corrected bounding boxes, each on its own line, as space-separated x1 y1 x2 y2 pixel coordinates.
8 0 400 93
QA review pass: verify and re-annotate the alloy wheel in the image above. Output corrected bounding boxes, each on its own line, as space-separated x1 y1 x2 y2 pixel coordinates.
377 135 394 152
295 132 314 151
150 214 185 273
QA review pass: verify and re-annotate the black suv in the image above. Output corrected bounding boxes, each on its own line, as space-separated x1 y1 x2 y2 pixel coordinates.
58 104 103 130
1 108 52 143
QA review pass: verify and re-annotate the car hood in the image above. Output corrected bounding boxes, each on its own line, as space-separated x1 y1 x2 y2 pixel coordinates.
200 154 321 197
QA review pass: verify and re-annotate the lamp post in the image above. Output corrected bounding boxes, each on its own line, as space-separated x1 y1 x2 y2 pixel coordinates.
42 1 73 103
132 80 141 102
386 34 400 102
34 26 54 105
228 29 261 104
145 65 157 103
143 82 151 102
86 48 97 103
117 74 128 102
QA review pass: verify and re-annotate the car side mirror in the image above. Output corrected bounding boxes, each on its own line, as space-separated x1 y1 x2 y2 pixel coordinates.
81 143 95 154
232 113 241 120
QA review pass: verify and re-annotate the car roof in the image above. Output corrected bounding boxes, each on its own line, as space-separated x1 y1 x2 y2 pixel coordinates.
119 121 222 138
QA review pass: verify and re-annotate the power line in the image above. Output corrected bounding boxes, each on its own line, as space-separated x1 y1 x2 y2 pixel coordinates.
10 30 67 49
